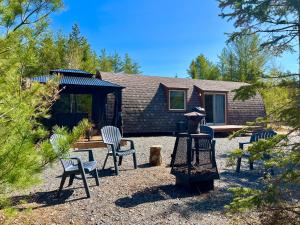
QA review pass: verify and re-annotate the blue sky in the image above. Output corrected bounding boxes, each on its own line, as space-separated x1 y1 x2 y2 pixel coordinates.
50 0 298 78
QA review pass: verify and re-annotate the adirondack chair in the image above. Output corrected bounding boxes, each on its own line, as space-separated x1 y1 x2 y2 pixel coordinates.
101 126 137 175
200 125 214 139
50 134 100 198
236 129 277 172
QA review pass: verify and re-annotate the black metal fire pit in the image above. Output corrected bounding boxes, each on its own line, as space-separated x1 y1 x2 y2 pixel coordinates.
170 109 219 192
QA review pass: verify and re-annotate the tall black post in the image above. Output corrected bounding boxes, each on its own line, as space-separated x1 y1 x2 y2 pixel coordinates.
92 92 107 131
112 90 123 133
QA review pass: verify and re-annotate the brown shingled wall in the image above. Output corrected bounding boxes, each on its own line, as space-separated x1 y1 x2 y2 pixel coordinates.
102 72 266 134
227 92 266 125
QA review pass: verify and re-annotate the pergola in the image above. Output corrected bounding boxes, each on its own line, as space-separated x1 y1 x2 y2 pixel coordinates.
32 69 124 131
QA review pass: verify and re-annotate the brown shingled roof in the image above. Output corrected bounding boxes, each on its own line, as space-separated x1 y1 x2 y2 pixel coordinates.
101 72 248 92
101 72 265 134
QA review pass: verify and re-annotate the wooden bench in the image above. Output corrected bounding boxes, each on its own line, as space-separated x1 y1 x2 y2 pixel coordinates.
236 130 277 172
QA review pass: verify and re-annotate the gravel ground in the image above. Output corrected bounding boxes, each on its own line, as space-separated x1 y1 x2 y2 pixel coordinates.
2 135 274 225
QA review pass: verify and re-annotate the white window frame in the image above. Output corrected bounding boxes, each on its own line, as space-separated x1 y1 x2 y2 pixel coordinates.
168 89 187 111
204 92 227 125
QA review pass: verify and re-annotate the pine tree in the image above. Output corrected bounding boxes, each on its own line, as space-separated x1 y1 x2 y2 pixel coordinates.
219 0 300 223
187 54 221 80
218 34 267 82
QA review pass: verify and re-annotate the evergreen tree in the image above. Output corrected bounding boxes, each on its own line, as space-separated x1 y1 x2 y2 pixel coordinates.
188 54 221 80
122 53 141 74
218 34 268 82
219 0 300 223
0 0 91 198
98 49 113 72
0 0 65 193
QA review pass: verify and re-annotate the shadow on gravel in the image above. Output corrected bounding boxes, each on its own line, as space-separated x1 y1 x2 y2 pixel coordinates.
9 189 88 210
115 184 193 208
115 183 233 217
138 163 151 168
159 190 232 219
97 168 116 177
220 169 264 189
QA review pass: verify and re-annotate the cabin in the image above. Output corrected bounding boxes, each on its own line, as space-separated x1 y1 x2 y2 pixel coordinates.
101 72 266 134
32 69 266 135
32 69 124 132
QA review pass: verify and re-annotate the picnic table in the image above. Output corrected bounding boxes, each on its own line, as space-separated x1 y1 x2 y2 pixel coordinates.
72 135 126 149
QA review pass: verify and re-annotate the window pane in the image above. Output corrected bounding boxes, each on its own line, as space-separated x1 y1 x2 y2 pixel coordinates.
53 94 70 113
170 91 185 110
204 95 213 123
76 94 92 119
215 94 225 123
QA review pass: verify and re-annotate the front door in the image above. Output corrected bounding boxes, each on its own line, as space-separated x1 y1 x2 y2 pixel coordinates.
204 93 226 124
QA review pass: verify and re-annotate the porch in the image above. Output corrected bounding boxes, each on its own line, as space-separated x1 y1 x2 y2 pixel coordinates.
32 69 124 132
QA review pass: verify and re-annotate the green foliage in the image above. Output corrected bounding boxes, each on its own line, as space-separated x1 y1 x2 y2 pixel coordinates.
227 148 243 167
122 53 141 74
98 50 141 74
188 34 268 82
0 65 60 191
260 85 291 123
16 24 142 77
0 0 91 198
219 34 268 82
219 0 300 222
187 54 221 80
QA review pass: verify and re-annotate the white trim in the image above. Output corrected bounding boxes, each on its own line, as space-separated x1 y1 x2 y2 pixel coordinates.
168 89 187 111
204 93 227 125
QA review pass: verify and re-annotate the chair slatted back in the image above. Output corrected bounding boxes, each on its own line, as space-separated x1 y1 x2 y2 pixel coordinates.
101 126 122 152
197 136 213 150
50 134 74 170
250 130 277 143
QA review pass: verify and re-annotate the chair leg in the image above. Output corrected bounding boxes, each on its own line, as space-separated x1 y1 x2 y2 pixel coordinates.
236 157 241 173
249 160 254 170
57 174 67 198
118 156 123 166
102 153 109 170
80 170 91 198
113 155 119 175
133 153 137 169
68 174 75 186
94 168 100 186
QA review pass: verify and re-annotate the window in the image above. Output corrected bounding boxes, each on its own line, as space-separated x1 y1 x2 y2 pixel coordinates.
204 93 226 124
53 94 92 118
169 90 186 111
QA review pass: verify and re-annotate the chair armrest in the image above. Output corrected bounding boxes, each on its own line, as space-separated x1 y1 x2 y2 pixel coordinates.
73 149 95 161
62 156 82 164
122 139 135 149
239 142 251 149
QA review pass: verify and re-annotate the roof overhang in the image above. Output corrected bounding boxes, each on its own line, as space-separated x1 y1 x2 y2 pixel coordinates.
193 85 229 93
32 75 124 89
161 83 189 90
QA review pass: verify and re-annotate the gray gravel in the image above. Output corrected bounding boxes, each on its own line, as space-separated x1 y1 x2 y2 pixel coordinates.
5 135 272 225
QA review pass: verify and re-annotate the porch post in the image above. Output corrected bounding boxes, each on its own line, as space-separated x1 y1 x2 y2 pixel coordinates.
92 92 107 131
112 89 123 133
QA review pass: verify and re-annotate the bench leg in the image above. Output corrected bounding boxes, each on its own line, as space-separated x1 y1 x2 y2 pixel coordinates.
236 157 241 173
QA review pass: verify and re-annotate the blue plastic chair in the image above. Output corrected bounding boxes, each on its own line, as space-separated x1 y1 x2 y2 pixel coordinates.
101 126 137 175
50 134 99 198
